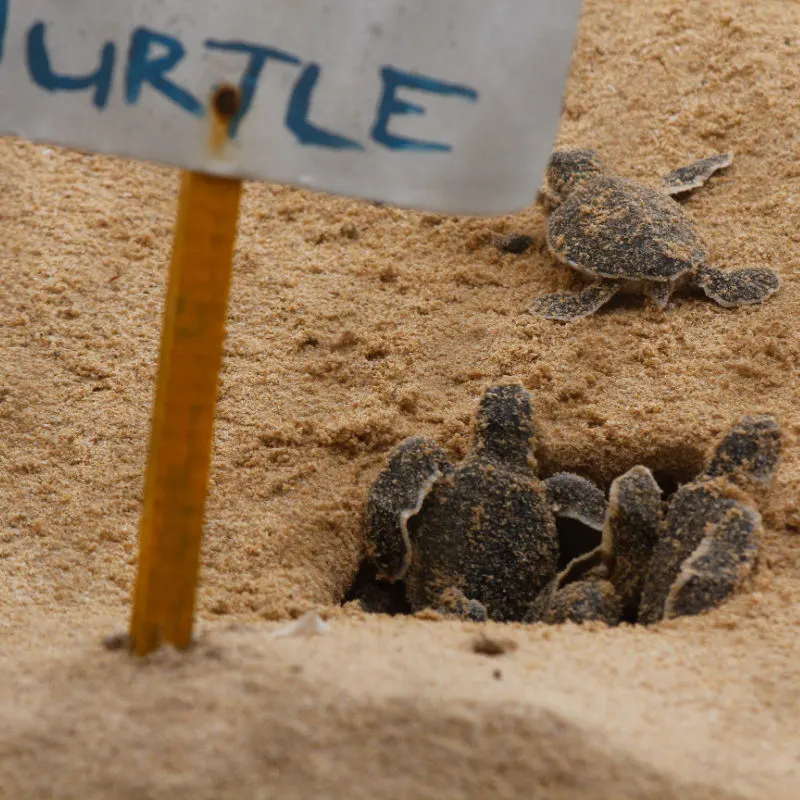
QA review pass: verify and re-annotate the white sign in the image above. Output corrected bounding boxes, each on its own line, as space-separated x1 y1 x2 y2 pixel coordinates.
0 0 581 214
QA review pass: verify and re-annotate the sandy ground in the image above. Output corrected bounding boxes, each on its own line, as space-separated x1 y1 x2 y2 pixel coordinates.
1 0 799 797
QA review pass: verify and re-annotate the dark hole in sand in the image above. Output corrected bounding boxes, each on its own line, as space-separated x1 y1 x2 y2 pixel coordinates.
344 561 410 616
556 516 602 573
650 468 686 499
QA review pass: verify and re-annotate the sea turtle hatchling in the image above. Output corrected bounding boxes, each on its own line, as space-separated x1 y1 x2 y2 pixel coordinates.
530 149 781 321
363 384 607 622
532 414 782 625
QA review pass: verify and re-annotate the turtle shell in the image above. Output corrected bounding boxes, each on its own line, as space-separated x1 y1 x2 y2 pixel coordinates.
405 454 557 622
547 176 707 282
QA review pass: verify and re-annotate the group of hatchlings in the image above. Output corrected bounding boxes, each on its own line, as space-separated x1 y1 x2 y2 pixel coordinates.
360 385 781 626
352 148 784 626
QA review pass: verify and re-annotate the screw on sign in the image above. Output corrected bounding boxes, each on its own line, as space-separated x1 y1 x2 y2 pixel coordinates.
0 0 582 654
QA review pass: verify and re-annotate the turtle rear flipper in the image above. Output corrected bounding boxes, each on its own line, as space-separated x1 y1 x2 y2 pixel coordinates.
661 152 733 196
664 504 760 619
529 282 621 322
364 437 453 581
694 265 780 307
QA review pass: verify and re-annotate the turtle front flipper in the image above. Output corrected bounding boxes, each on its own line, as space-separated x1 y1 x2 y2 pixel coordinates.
364 437 453 582
544 473 607 531
664 503 760 620
602 466 663 619
704 414 782 486
661 152 733 196
529 281 621 322
693 265 780 308
639 415 781 624
638 482 756 624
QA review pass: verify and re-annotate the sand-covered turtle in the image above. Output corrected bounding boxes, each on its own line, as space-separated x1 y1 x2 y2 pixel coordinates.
530 149 780 321
363 385 607 622
532 415 782 625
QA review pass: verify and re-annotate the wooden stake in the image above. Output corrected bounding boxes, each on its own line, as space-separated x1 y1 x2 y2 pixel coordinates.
130 170 242 656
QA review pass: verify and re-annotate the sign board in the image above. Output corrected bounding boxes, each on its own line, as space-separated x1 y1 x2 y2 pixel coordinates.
0 0 581 214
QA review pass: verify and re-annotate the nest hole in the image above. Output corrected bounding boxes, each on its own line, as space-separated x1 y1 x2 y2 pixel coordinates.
650 468 688 499
538 439 706 497
346 445 709 623
556 517 601 572
344 561 410 616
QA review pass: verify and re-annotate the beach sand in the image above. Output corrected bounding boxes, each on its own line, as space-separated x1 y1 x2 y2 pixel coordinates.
1 0 798 797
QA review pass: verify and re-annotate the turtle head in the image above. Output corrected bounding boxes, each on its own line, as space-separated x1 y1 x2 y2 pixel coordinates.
473 384 537 470
544 148 605 205
704 415 782 486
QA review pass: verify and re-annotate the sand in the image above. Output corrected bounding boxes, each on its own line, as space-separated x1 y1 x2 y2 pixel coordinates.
1 0 799 797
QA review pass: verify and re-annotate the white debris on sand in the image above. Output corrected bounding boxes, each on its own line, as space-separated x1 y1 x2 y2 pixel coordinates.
271 612 331 639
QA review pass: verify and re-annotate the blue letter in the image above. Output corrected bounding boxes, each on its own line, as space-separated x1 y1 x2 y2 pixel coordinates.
371 67 478 152
286 64 363 150
205 39 300 137
0 0 8 64
26 22 115 110
126 27 202 116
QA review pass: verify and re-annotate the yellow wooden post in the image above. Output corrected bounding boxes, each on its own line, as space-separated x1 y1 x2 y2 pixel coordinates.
130 86 243 656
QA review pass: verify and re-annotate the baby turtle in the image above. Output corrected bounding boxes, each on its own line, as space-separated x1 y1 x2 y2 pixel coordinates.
533 415 782 625
363 385 607 622
530 149 780 321
639 414 781 623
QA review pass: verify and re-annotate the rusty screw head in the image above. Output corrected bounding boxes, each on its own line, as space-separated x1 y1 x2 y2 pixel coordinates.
212 85 240 121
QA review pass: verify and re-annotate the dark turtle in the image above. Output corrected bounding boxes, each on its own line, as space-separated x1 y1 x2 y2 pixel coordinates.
529 149 780 321
532 415 782 625
363 385 607 622
638 414 781 623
